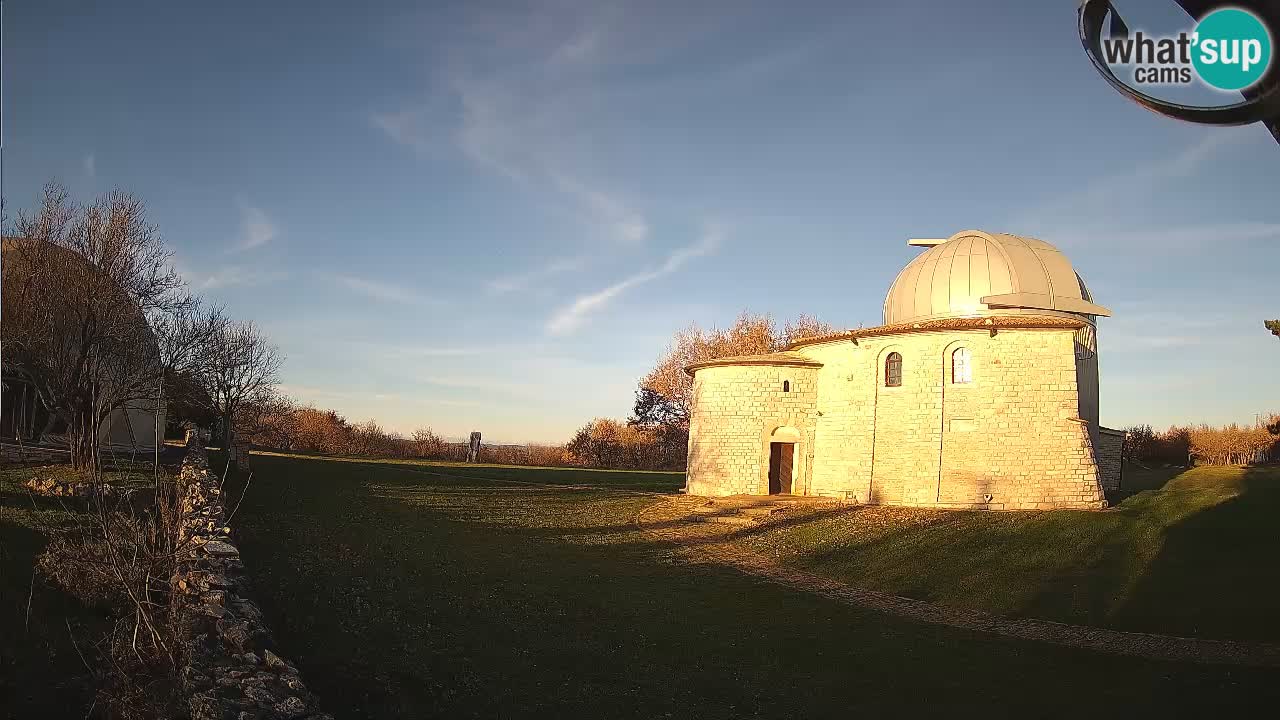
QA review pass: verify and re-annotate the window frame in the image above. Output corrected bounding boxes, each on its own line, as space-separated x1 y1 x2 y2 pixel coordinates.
884 352 903 388
951 347 973 385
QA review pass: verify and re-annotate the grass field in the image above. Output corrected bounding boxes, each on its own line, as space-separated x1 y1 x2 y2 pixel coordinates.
0 466 112 718
217 453 1280 718
744 464 1280 641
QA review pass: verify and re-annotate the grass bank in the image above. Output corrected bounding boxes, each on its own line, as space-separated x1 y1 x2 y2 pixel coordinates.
227 453 1280 718
744 464 1280 641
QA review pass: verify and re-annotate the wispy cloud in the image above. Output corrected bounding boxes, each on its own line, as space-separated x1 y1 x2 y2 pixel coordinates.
236 202 278 251
83 153 96 178
1103 306 1263 353
419 374 542 398
372 7 649 246
451 69 650 245
184 265 286 291
371 109 431 154
332 273 444 308
278 384 402 403
387 346 494 357
367 341 530 359
1005 129 1276 256
1014 131 1244 228
1053 221 1280 251
546 224 723 336
488 256 587 295
1007 130 1261 249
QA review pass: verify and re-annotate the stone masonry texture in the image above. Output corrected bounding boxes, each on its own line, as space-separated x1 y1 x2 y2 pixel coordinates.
174 431 332 720
686 325 1119 510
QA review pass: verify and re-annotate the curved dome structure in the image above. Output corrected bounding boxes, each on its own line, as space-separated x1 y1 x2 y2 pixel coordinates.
882 230 1111 326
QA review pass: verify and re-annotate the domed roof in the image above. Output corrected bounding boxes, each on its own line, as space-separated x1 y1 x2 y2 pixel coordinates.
882 230 1111 325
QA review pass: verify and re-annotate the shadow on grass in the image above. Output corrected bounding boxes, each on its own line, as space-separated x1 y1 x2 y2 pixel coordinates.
1106 462 1187 505
1111 465 1280 641
226 453 1280 718
0 481 110 718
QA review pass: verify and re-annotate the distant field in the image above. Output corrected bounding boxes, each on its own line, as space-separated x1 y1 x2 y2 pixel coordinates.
223 453 1280 719
251 450 687 493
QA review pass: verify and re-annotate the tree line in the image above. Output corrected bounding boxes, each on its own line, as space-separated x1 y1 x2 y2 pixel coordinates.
232 312 833 472
242 399 571 466
1123 416 1280 467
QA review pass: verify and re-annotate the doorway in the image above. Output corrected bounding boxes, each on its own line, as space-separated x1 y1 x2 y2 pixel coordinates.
768 442 794 495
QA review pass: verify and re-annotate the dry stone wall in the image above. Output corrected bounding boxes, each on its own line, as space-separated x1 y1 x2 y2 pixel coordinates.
174 433 331 720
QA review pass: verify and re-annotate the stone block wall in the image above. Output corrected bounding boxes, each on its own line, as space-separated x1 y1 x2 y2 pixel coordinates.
809 327 1105 509
174 433 331 720
687 325 1108 510
686 364 819 496
1097 427 1125 492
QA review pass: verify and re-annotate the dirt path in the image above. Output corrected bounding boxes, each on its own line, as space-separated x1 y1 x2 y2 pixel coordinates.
634 495 1280 668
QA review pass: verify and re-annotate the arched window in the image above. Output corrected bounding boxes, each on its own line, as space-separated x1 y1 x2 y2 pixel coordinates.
952 347 972 384
885 352 902 387
782 380 790 392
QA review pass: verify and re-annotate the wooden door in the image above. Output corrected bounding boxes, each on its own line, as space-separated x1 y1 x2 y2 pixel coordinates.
778 443 794 494
768 442 795 495
768 443 782 494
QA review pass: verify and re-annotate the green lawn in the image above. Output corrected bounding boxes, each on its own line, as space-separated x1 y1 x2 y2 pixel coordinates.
744 464 1280 641
0 466 112 718
221 453 1280 719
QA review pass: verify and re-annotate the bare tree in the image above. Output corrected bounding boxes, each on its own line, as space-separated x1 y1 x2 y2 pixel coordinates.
196 320 282 469
3 183 185 472
631 312 834 433
411 426 446 458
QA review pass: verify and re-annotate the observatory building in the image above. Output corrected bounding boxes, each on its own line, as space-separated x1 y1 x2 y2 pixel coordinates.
684 230 1124 510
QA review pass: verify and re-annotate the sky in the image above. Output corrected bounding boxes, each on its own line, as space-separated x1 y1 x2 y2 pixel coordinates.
5 0 1279 443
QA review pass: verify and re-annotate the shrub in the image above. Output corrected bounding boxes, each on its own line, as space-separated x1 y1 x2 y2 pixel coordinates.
1187 421 1279 466
1125 415 1279 466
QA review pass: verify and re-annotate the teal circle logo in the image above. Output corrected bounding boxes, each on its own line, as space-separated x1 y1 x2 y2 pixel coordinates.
1191 8 1272 91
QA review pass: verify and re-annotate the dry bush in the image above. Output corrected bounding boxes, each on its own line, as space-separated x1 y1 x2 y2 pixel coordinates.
1187 421 1279 466
411 427 447 457
565 418 682 470
34 472 189 719
244 395 689 471
1125 416 1279 467
242 398 598 468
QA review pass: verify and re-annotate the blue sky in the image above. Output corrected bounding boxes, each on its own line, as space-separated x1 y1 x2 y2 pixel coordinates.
7 1 1279 442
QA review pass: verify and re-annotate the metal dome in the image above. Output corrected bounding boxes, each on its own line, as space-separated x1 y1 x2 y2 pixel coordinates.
882 230 1111 325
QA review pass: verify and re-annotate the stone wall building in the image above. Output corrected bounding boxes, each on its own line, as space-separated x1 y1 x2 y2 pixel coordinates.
685 230 1123 510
